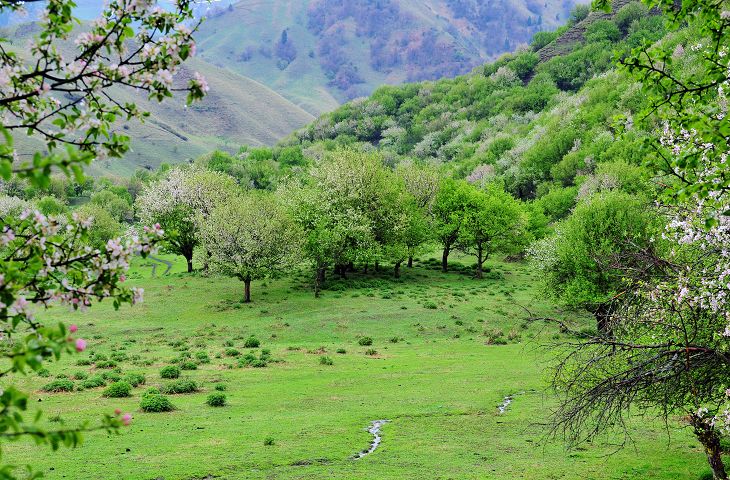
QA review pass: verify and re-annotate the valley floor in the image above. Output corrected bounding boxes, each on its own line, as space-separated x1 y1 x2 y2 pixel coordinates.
6 256 705 479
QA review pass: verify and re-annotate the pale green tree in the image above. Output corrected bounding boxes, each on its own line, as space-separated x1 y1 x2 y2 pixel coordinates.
457 184 527 279
201 192 300 302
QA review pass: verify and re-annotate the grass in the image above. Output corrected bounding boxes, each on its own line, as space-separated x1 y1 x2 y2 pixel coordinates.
5 254 706 479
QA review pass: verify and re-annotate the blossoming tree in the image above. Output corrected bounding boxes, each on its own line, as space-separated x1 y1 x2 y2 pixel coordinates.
200 192 300 303
136 167 239 272
549 2 730 478
0 0 206 477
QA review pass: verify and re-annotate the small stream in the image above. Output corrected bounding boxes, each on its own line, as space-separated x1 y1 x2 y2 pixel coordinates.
355 420 389 459
497 392 525 415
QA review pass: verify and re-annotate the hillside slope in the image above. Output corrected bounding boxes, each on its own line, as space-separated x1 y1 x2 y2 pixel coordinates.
2 23 314 177
194 0 590 114
92 57 315 177
261 0 668 209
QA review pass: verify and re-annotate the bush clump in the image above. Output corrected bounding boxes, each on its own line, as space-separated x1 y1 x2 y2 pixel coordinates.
140 392 174 413
206 392 227 407
180 361 198 370
102 371 122 382
244 336 260 348
160 365 181 379
358 337 373 346
80 374 106 389
124 373 146 387
319 356 333 366
214 383 227 391
103 381 132 398
162 379 198 394
42 379 74 393
95 360 117 369
224 348 241 357
195 352 211 364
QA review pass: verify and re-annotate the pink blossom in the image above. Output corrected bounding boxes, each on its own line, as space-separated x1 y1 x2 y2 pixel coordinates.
69 324 78 333
122 413 132 426
75 338 87 352
114 408 122 415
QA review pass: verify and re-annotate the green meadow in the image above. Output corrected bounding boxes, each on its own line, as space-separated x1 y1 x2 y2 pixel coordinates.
5 256 705 479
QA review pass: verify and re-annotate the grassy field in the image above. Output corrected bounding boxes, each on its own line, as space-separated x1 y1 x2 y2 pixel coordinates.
6 255 707 479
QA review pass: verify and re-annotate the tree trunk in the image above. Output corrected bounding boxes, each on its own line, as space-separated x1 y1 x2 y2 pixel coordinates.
476 246 484 279
693 417 729 480
337 264 347 279
442 245 450 272
394 261 402 278
407 256 413 268
315 267 325 298
203 250 211 275
243 277 252 303
593 303 612 334
374 261 380 272
364 263 369 274
186 257 193 273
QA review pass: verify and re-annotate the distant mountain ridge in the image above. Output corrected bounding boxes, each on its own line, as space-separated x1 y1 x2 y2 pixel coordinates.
195 0 590 114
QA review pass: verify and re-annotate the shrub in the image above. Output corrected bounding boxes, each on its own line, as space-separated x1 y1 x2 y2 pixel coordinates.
103 381 132 398
162 379 198 394
585 20 621 43
143 387 161 397
239 353 257 367
319 356 333 366
336 348 347 354
206 393 227 407
80 375 106 389
160 365 181 379
110 352 128 362
195 352 211 364
214 383 227 391
358 337 373 346
72 371 88 380
424 302 437 309
102 371 122 382
76 359 92 366
42 379 74 393
124 373 146 387
37 368 50 377
530 30 559 50
614 2 649 33
224 348 241 357
95 359 117 369
365 349 378 356
180 361 198 370
140 394 174 413
251 359 267 368
264 437 275 446
244 336 260 348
